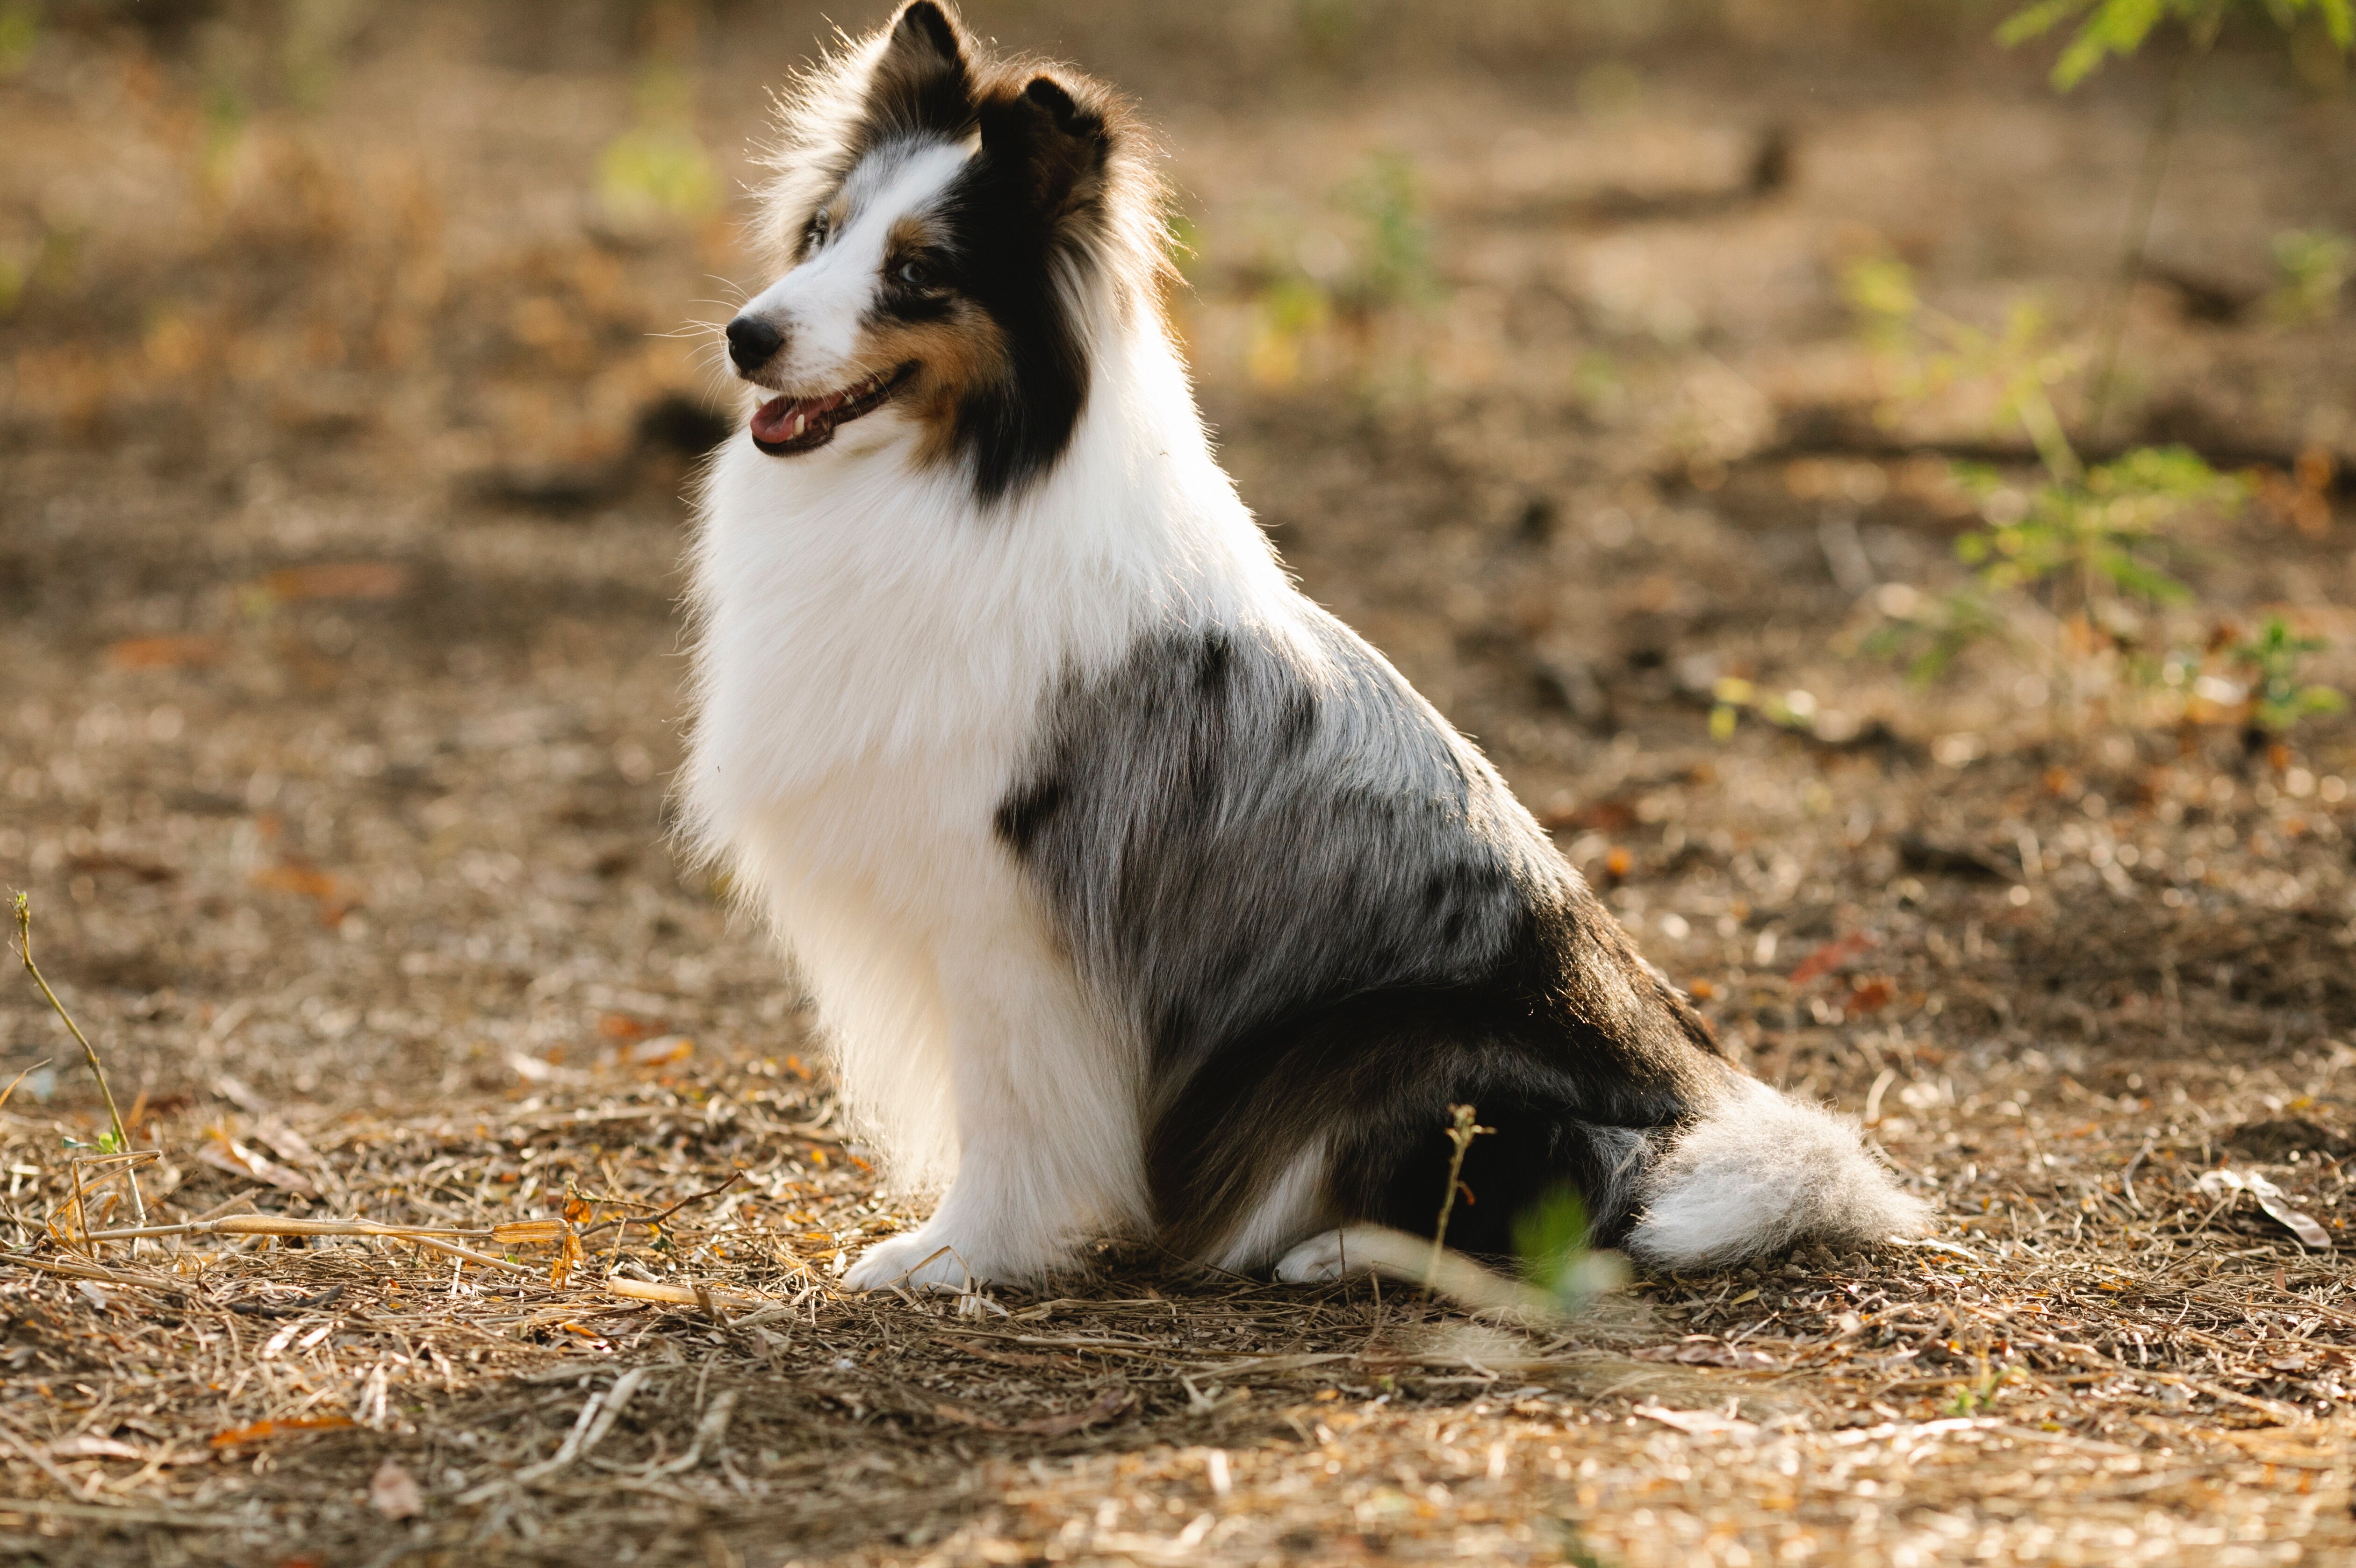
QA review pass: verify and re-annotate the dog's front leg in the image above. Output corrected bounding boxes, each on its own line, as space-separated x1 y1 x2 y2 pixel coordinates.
842 930 1141 1292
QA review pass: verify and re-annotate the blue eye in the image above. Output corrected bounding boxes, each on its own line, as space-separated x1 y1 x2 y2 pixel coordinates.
896 258 935 288
806 210 832 247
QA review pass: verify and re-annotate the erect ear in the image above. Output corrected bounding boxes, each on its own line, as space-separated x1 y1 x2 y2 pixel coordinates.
977 73 1111 223
867 1 973 138
883 1 964 71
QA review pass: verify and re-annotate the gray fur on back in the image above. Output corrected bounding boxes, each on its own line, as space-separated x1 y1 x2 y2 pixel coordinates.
993 606 1570 1086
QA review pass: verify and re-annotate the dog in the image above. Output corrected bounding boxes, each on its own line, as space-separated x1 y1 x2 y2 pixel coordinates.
683 1 1928 1291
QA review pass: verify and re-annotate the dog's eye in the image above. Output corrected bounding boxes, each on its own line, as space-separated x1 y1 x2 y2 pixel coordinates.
895 258 936 289
805 210 831 248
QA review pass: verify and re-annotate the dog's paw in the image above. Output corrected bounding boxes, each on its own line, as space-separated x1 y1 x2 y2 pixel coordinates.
842 1230 984 1293
1273 1227 1383 1284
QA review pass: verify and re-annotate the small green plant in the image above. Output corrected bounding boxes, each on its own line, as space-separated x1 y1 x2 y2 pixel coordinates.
2000 0 2351 90
1510 1186 1630 1308
1946 1358 2007 1416
1512 1186 1589 1294
2268 229 2351 323
1951 445 2238 610
1239 152 1442 389
2232 614 2346 735
2001 1 2350 442
1707 676 1831 740
1546 1518 1618 1568
1846 256 2252 702
1335 152 1440 314
14 895 141 1204
1834 0 2351 735
595 62 721 235
0 0 40 79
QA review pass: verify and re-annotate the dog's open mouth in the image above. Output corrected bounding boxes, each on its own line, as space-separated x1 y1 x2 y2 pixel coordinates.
749 363 918 456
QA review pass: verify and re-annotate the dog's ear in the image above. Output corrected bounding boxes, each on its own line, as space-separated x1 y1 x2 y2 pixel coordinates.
977 72 1112 226
867 1 974 139
885 2 964 70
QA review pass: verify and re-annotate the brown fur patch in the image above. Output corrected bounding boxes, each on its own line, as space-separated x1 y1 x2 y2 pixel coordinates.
857 307 1013 465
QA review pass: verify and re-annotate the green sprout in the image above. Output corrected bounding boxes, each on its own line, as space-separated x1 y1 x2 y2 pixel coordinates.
1512 1187 1628 1309
595 61 720 234
2000 0 2351 90
1945 1358 2008 1416
0 1 40 80
15 894 141 1190
2231 615 2345 735
2268 229 2351 324
1335 152 1440 314
1843 257 2252 706
1951 445 2241 610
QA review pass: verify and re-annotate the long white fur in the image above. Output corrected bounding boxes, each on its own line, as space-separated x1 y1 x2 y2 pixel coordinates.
685 157 1292 1289
1624 1076 1932 1268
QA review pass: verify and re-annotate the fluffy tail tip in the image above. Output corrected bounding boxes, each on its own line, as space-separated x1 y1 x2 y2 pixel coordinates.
1624 1076 1932 1270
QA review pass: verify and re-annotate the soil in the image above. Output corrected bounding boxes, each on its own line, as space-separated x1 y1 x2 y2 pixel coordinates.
4 3 2356 1565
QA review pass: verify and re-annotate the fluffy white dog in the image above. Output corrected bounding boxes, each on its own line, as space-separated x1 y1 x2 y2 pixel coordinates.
683 2 1928 1292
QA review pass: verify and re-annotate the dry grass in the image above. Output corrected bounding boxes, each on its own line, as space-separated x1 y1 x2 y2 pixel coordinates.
2 994 2351 1566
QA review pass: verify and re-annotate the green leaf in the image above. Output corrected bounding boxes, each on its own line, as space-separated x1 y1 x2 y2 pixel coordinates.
1997 0 2097 45
1513 1187 1592 1299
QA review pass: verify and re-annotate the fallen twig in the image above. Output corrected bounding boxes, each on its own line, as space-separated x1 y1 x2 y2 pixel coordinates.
12 893 144 1228
602 1276 771 1312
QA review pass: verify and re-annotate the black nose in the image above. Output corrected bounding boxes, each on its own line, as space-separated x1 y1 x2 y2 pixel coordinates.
725 315 784 374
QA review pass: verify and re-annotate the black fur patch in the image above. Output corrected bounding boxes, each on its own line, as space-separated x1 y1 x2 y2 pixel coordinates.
851 3 976 160
931 76 1111 501
831 7 1123 502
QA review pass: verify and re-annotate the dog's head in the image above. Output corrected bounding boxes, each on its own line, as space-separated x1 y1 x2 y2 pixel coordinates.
725 2 1166 502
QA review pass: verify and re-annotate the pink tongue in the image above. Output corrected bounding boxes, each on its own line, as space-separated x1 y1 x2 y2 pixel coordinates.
752 396 823 444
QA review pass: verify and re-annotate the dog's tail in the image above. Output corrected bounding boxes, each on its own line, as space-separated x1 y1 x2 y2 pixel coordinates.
1623 1074 1931 1269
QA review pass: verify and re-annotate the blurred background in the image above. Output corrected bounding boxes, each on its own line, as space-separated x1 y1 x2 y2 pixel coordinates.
4 0 2355 1127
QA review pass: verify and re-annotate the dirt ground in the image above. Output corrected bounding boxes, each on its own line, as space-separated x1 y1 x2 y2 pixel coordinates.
6 2 2356 1564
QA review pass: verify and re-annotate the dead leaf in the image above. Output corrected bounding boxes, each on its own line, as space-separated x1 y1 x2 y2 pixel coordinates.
369 1458 423 1520
257 562 410 601
1791 932 1876 987
1845 976 1896 1014
196 1136 319 1197
548 1223 585 1288
621 1035 694 1068
248 862 361 926
207 1416 355 1448
104 635 226 671
2196 1168 2333 1249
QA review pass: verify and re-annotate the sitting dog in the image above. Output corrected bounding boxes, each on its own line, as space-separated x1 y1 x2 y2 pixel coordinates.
684 1 1927 1290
